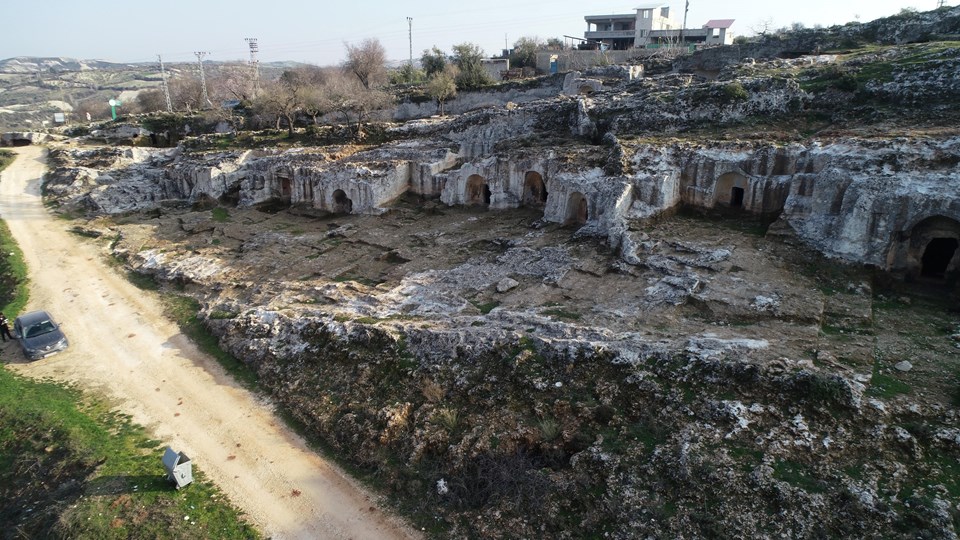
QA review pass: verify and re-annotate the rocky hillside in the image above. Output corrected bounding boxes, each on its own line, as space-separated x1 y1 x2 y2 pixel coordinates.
32 7 960 538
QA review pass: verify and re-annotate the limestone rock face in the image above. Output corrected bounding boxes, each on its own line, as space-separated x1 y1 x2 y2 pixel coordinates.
562 71 603 96
45 129 960 278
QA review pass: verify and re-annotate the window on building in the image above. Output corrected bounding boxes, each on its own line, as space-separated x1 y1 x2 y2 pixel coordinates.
642 10 650 18
712 28 720 37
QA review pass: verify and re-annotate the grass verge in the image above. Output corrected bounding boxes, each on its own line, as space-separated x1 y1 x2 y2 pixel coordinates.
0 367 260 538
0 150 14 172
0 219 29 317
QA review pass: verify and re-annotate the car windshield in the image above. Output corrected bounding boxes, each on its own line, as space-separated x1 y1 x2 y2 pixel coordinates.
25 320 56 338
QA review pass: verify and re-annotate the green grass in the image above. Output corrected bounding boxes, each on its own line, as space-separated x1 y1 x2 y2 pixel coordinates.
126 270 161 291
0 219 29 317
0 367 259 538
471 300 500 314
0 150 14 172
867 366 912 399
333 272 382 287
211 207 230 223
543 308 582 321
773 459 827 494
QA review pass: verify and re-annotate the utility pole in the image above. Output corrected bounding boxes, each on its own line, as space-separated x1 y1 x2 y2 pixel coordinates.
938 0 946 8
158 55 173 112
245 38 260 95
194 51 213 109
407 18 413 66
679 0 689 46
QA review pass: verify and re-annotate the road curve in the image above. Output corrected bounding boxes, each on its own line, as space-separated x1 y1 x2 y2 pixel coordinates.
0 146 419 540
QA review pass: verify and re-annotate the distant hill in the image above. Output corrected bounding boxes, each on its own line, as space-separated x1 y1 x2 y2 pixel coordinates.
0 56 145 74
0 56 312 75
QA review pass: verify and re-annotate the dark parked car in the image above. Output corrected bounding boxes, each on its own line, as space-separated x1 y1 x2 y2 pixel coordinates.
13 310 69 360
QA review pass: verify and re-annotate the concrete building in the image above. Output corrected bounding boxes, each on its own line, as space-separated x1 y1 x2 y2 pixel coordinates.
584 3 734 50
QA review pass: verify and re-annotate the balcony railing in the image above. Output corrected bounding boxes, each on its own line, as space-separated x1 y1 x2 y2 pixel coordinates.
584 30 636 39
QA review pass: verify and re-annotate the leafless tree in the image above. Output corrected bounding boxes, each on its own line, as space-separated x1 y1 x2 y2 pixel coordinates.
135 89 167 113
343 38 387 90
208 64 257 103
296 66 335 124
750 18 775 37
252 70 313 136
169 76 204 112
324 71 393 139
72 99 111 122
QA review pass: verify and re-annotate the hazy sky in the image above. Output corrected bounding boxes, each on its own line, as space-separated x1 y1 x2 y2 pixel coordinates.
0 0 947 66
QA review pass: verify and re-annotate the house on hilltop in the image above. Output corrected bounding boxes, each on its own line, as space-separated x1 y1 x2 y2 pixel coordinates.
584 3 734 50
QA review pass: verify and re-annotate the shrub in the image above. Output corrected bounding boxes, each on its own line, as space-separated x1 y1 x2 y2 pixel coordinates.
722 82 749 102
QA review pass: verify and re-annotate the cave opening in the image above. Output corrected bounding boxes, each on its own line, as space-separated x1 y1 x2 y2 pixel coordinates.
332 189 353 214
921 238 959 278
730 187 745 208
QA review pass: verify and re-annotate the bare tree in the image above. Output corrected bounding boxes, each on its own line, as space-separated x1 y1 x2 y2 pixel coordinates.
297 66 335 124
252 70 313 136
169 76 204 112
72 99 111 122
135 89 167 113
750 18 775 37
343 38 387 90
324 72 393 139
208 64 257 103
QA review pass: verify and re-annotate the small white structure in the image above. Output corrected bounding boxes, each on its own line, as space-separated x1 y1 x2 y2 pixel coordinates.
162 447 193 489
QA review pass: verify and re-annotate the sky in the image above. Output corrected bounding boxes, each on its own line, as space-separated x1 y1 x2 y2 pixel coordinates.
0 0 949 67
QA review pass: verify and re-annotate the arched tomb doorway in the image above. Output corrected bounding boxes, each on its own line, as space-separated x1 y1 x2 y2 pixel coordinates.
277 174 292 201
715 172 749 209
522 171 548 207
466 174 491 206
332 189 353 214
909 216 960 279
567 192 588 225
922 238 959 278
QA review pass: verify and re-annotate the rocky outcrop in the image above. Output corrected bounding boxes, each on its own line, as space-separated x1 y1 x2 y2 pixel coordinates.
0 131 63 146
393 76 564 121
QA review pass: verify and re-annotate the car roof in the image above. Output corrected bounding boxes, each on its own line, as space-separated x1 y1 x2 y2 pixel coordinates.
16 310 54 326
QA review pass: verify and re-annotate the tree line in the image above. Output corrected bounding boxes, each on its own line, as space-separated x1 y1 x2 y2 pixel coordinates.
74 36 567 138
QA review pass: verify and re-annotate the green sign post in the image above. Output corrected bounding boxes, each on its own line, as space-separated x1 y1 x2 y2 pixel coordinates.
108 99 122 120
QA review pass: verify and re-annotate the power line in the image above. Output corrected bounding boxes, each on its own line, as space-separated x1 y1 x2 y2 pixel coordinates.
245 37 260 94
407 17 413 66
194 51 213 109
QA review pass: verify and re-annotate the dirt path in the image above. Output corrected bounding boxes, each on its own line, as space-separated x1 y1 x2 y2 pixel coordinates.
0 146 420 539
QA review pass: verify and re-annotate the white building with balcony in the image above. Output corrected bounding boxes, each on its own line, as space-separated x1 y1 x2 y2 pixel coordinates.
584 3 734 50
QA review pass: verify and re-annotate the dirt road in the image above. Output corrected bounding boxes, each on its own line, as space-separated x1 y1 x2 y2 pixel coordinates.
0 146 419 539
